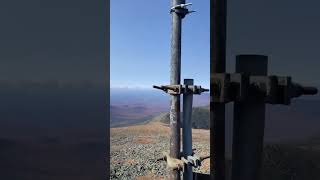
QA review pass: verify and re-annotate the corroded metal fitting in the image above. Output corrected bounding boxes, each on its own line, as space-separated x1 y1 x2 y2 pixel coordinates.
211 73 318 105
153 84 208 95
170 3 195 18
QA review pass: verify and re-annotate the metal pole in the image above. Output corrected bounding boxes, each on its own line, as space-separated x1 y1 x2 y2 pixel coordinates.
170 0 185 179
210 0 227 180
183 79 194 180
231 55 268 180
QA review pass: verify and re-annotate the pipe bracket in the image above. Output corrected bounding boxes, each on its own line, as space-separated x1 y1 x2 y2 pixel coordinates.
211 73 318 105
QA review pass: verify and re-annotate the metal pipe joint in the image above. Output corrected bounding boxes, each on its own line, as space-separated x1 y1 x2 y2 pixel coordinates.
211 73 318 105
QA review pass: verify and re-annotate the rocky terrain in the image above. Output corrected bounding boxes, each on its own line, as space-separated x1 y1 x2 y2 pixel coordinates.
110 122 210 179
111 121 320 180
111 102 320 179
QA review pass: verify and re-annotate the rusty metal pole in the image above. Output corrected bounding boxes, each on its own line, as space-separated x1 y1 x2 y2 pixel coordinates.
231 55 268 180
169 0 185 179
210 0 227 180
183 79 194 180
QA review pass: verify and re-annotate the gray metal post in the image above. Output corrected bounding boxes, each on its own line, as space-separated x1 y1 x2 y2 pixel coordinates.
210 0 227 180
231 55 268 180
183 79 194 180
170 0 185 179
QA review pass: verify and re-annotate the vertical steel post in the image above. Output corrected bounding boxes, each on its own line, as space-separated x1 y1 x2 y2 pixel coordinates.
231 55 268 180
210 0 227 180
170 0 185 179
183 79 194 180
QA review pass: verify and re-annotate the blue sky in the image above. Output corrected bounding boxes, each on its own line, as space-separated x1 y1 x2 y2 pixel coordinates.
111 0 320 90
110 0 210 88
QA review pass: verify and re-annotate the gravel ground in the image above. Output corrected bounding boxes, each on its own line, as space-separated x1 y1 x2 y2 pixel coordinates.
110 123 210 180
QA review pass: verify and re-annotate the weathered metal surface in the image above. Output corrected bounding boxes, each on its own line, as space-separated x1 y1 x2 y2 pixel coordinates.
153 2 202 179
210 73 318 105
231 54 268 180
170 0 185 179
170 2 195 18
153 84 209 95
211 73 231 103
157 151 210 171
210 54 318 180
183 79 194 180
186 155 201 168
210 0 227 180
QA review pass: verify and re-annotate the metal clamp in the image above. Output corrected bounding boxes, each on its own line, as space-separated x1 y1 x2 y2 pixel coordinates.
211 73 318 105
153 85 183 95
187 155 201 168
153 84 209 95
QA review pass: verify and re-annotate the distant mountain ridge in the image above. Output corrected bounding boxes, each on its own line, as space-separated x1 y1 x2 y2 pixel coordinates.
151 106 210 129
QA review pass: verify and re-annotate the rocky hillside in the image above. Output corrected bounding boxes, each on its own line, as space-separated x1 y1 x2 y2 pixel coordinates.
111 103 320 180
110 122 210 179
111 122 320 180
